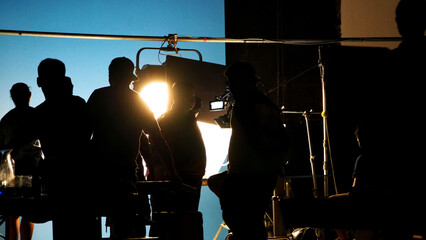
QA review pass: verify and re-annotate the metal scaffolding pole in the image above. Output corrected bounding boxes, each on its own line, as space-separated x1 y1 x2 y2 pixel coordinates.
0 29 402 45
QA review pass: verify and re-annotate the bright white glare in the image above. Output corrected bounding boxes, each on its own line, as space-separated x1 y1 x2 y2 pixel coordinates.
197 121 232 178
140 82 169 119
139 83 232 178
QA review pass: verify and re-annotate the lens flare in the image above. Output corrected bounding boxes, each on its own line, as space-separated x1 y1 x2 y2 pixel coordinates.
140 82 169 119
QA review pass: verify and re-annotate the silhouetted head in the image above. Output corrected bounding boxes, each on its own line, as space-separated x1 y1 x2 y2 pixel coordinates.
395 0 426 38
10 82 31 108
224 61 257 99
108 57 138 88
171 81 195 111
37 58 72 100
37 58 66 81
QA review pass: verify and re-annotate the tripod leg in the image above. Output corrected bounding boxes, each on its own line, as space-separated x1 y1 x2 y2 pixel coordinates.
303 112 319 199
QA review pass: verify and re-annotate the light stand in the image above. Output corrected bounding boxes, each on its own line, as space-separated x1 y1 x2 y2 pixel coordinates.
274 110 320 239
303 111 319 199
281 110 321 199
318 46 329 197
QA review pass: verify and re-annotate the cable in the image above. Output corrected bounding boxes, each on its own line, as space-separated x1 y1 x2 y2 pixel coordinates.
267 64 318 95
325 118 339 194
157 38 168 64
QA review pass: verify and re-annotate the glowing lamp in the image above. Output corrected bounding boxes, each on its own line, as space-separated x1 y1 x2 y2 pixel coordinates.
134 64 170 119
140 82 169 119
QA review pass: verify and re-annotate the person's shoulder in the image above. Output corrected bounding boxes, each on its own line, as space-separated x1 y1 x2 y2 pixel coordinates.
35 101 47 110
1 108 15 118
0 109 15 125
90 87 111 96
88 87 111 102
71 95 87 104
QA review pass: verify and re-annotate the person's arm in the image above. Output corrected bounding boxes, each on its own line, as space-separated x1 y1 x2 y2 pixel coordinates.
0 129 5 150
143 117 179 181
86 90 99 139
0 118 8 150
138 132 155 180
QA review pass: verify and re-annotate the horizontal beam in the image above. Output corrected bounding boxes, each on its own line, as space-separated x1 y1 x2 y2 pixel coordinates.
0 29 403 45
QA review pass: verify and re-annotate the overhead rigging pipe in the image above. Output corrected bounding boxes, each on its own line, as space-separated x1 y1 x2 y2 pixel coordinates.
0 29 403 45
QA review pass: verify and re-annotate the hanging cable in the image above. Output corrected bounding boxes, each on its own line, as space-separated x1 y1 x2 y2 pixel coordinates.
325 118 339 194
267 64 318 95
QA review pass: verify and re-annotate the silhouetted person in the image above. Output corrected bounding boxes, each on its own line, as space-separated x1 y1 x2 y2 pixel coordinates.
350 120 391 199
0 83 37 240
340 3 426 238
87 57 175 238
391 0 426 110
36 58 91 194
0 83 37 171
149 81 206 239
388 0 426 198
35 58 93 239
209 62 287 240
157 81 206 211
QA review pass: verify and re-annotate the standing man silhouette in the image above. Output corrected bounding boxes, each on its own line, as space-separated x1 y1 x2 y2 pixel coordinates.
35 58 93 239
158 81 206 211
388 0 425 197
210 62 287 240
88 57 175 238
0 83 36 240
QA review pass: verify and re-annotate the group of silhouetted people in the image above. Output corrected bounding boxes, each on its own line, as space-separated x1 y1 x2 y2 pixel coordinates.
0 54 290 240
0 56 209 240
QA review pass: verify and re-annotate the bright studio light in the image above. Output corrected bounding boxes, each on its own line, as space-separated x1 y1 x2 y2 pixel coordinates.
140 82 169 119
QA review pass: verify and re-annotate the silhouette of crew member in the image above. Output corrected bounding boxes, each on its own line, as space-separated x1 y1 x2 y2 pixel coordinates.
158 81 206 211
387 0 426 197
0 83 37 171
0 83 37 240
209 62 288 240
36 58 91 195
88 57 175 238
35 58 93 239
350 120 391 199
391 0 425 107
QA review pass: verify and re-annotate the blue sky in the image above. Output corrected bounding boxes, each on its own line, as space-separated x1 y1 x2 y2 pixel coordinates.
0 0 227 239
0 0 225 116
